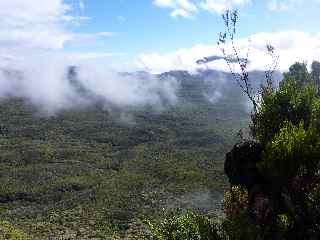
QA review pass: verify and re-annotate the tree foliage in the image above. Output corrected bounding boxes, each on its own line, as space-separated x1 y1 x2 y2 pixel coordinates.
216 9 320 239
223 55 320 239
254 74 319 144
146 211 222 240
259 121 320 184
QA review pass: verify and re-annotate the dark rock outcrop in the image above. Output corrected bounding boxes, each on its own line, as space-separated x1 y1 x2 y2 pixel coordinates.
224 141 264 189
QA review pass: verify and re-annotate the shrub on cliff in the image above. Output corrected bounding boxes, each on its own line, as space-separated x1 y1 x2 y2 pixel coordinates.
145 211 222 240
259 121 320 185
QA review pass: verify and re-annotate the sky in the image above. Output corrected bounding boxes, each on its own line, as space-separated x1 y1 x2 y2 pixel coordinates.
0 0 320 73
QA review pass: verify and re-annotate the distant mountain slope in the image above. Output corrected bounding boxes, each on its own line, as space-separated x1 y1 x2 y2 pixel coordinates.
0 68 275 239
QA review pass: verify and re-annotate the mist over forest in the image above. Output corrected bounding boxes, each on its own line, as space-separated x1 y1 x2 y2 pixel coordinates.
1 1 320 240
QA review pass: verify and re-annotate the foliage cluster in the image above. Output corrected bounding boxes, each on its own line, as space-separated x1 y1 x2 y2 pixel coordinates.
145 211 221 240
254 63 320 144
223 185 248 217
223 61 320 239
259 121 320 183
146 209 264 240
0 221 25 240
147 35 320 239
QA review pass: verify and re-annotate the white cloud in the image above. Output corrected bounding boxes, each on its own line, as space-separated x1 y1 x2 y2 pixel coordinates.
117 16 126 22
268 0 320 11
69 32 116 46
153 0 198 18
0 1 178 115
0 52 178 115
66 52 126 62
0 0 115 52
79 0 85 10
200 0 251 14
153 0 252 17
135 30 320 73
154 0 319 16
136 44 220 73
0 0 119 84
0 0 70 50
268 0 296 11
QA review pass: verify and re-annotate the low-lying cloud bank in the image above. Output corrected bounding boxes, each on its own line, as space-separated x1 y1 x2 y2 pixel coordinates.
136 30 320 74
1 2 314 117
0 55 178 115
0 0 179 116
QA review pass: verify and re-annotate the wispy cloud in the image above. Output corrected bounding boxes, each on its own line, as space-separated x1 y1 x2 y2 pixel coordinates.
153 0 251 17
200 0 251 14
0 1 179 116
135 30 320 73
117 15 126 22
268 0 296 11
0 0 115 53
69 32 117 46
79 0 85 10
153 0 198 18
153 0 320 17
67 52 126 61
268 0 320 11
0 52 178 115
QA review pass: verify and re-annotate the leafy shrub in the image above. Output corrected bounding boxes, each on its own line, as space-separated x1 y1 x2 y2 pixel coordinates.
311 98 320 132
146 211 222 240
0 221 26 240
146 209 275 240
221 212 260 240
258 121 320 184
276 213 292 238
254 75 317 144
223 186 248 217
287 62 310 87
276 214 291 231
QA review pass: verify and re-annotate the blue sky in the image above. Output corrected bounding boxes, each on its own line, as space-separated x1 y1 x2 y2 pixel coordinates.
0 0 320 72
64 0 320 56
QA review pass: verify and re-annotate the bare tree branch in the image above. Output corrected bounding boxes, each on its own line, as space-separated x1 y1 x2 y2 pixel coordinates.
217 10 280 136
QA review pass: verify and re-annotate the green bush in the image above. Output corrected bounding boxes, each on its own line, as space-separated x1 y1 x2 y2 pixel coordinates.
254 75 317 144
221 212 260 240
223 186 248 217
311 98 320 131
287 62 310 87
146 211 222 240
258 121 320 184
0 221 26 240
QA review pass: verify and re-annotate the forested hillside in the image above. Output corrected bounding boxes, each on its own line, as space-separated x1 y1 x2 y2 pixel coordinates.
0 69 252 239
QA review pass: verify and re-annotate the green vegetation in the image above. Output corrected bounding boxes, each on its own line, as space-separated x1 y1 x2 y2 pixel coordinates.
0 221 26 240
254 62 320 144
147 60 320 239
3 60 320 239
260 121 320 183
222 61 320 239
0 72 248 239
145 211 221 240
